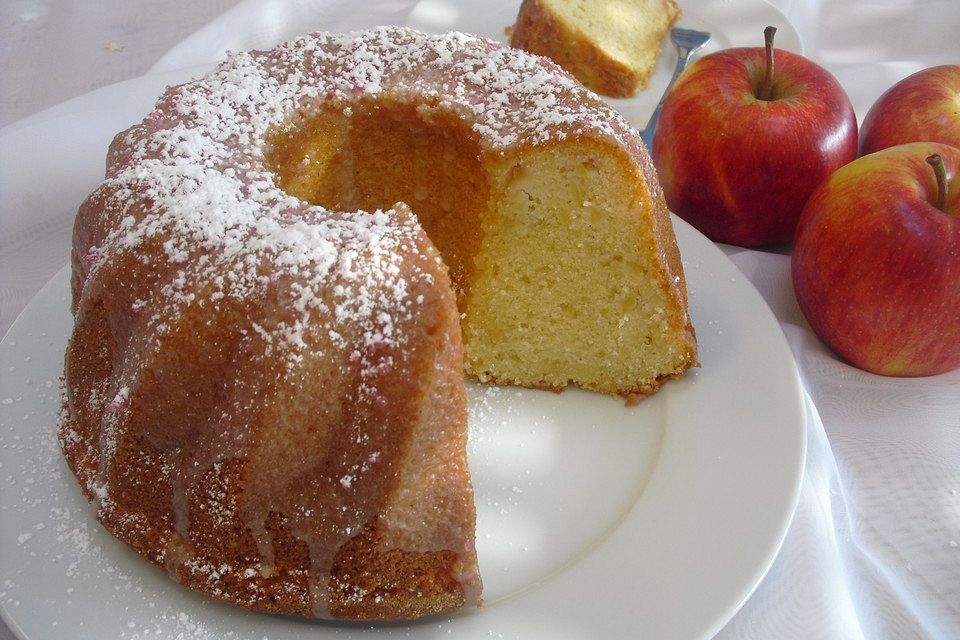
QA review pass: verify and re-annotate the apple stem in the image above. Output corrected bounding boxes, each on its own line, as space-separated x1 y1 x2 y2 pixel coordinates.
926 154 948 211
758 26 777 101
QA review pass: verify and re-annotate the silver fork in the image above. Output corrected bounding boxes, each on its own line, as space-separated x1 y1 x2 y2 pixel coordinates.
641 27 711 154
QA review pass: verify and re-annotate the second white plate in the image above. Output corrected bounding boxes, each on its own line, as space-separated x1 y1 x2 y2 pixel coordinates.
407 0 804 129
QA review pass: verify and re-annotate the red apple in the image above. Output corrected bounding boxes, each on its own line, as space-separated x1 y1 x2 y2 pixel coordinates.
652 27 857 247
792 142 960 376
859 65 960 156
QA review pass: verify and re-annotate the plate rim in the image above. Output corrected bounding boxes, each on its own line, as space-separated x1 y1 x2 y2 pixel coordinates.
0 219 806 639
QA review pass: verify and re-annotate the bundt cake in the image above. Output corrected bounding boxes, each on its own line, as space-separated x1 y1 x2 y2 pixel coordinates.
60 26 697 621
510 0 682 97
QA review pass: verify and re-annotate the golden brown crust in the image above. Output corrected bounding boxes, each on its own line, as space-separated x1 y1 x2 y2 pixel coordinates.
632 123 699 374
60 241 477 619
328 525 467 619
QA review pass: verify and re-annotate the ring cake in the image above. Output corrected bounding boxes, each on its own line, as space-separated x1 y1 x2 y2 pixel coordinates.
60 27 697 621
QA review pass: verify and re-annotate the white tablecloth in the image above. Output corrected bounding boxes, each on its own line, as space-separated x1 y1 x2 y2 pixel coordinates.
1 1 958 638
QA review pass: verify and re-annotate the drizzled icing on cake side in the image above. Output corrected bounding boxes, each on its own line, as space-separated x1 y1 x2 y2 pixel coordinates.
64 27 655 616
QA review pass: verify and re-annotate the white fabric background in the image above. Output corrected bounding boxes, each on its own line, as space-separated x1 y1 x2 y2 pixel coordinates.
1 1 959 638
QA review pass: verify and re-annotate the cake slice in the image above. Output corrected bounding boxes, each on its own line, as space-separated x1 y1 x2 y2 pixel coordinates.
510 0 682 97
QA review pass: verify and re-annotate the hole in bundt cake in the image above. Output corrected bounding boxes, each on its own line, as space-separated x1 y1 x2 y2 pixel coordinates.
266 98 489 305
265 97 696 397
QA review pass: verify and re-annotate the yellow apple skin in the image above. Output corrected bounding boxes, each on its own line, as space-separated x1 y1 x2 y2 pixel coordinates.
792 142 960 376
860 65 960 156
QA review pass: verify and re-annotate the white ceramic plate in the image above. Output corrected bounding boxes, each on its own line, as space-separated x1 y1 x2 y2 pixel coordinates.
407 0 804 130
0 56 805 640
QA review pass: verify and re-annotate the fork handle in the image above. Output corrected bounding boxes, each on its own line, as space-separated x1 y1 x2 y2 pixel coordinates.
641 46 696 154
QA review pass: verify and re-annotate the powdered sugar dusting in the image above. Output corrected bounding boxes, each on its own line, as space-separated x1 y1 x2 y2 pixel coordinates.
78 26 635 365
